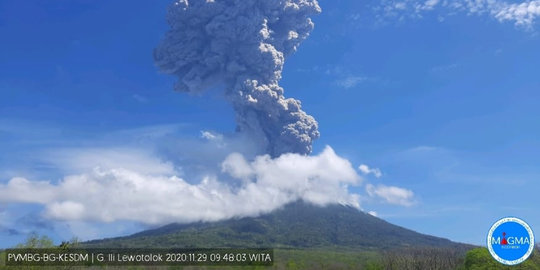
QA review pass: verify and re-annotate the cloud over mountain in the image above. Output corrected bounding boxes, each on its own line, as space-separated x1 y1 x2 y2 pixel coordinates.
0 146 361 224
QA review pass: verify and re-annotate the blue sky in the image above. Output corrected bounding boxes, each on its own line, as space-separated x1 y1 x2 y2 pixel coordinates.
1 0 539 247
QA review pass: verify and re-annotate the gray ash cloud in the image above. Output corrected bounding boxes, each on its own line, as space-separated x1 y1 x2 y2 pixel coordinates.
154 0 321 157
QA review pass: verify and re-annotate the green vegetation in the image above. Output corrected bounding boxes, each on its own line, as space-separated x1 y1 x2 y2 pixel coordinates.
0 233 67 270
175 246 539 270
13 232 55 248
460 247 540 270
0 233 55 269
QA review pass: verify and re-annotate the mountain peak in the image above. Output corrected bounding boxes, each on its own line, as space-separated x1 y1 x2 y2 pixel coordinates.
84 201 466 250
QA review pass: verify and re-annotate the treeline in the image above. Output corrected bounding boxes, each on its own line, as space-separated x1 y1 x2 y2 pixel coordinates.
0 233 82 270
364 246 540 270
460 247 540 270
376 247 468 270
275 246 540 270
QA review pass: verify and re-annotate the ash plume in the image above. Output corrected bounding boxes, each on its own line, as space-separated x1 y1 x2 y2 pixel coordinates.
154 0 321 157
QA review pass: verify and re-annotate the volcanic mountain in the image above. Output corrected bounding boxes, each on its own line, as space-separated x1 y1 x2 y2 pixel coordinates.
84 201 469 250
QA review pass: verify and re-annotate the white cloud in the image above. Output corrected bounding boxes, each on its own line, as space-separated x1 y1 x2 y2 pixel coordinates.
358 164 383 178
366 184 415 206
200 130 224 142
200 130 226 148
377 0 540 28
0 146 362 225
46 148 177 176
107 124 185 141
368 210 378 217
221 153 254 181
421 0 441 11
336 76 367 89
395 2 407 10
494 1 540 26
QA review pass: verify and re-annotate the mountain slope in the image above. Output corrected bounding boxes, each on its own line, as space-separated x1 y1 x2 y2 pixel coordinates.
84 201 468 250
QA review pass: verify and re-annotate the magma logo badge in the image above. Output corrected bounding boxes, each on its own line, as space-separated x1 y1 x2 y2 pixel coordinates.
487 217 535 265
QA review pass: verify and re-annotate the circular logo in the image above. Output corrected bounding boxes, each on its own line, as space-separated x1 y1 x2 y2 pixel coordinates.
487 217 535 265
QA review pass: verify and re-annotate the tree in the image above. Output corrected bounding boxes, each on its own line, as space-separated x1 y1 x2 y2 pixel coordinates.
15 232 54 248
463 248 540 270
0 233 84 269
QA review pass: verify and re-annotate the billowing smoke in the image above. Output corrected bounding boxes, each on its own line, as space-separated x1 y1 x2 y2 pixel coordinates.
154 0 321 157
